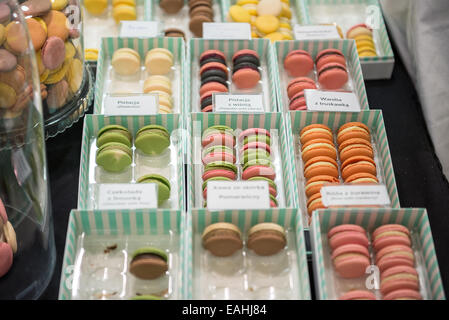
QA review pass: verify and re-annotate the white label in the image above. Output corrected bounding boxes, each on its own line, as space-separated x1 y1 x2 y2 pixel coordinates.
321 185 391 207
98 184 158 210
214 94 264 113
11 148 31 185
120 21 159 38
207 181 270 210
104 94 158 115
294 25 341 40
305 90 361 112
203 23 251 40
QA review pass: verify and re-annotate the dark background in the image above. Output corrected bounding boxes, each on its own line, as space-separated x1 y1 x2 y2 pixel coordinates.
39 41 449 299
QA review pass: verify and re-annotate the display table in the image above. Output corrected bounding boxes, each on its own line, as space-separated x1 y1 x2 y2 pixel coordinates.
39 42 449 299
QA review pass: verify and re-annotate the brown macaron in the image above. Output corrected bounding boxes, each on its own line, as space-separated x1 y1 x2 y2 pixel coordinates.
189 13 213 37
164 28 186 39
247 223 287 256
159 0 184 14
202 222 243 257
129 247 169 280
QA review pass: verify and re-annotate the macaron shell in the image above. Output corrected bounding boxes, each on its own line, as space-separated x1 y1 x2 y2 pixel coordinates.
96 146 132 173
247 230 286 256
373 224 410 239
202 152 236 165
380 276 420 295
145 48 174 75
328 231 369 250
339 290 376 300
382 289 422 300
300 124 334 145
334 254 370 278
284 50 314 77
315 49 347 71
318 62 348 90
242 165 276 181
242 141 271 154
301 139 337 163
327 224 367 239
202 169 236 182
305 175 340 198
200 81 228 96
341 156 377 181
303 156 339 180
135 130 171 155
232 68 261 89
43 10 69 41
287 77 317 100
307 194 325 216
373 235 411 252
202 133 235 148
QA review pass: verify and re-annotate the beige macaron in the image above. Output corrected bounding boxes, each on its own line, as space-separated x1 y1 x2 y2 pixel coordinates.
111 47 141 76
145 48 174 75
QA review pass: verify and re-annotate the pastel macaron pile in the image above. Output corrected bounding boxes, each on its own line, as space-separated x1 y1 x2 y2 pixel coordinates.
0 198 17 278
0 0 83 117
337 122 378 184
232 49 261 90
202 222 286 257
328 224 371 279
373 224 422 300
347 23 378 58
198 50 229 113
239 128 278 207
300 124 339 217
201 125 237 206
188 0 215 37
227 0 294 41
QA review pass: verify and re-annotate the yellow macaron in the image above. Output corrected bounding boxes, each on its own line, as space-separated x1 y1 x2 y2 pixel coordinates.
0 82 17 109
67 58 83 93
85 48 99 61
255 15 280 36
113 4 137 23
0 25 5 46
111 47 141 76
358 48 377 57
84 0 108 15
228 5 252 23
65 41 76 61
113 0 136 6
51 0 69 10
145 48 174 75
44 59 70 85
264 32 284 42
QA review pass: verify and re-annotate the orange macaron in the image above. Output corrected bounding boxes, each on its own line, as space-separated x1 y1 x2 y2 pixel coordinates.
305 175 340 198
304 156 340 180
301 138 337 163
307 192 325 216
338 138 374 163
299 124 334 145
337 122 371 145
345 172 379 184
341 155 377 181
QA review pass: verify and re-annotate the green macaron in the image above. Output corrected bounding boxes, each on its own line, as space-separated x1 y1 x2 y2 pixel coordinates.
204 161 237 174
96 124 132 148
135 125 170 155
242 149 271 164
242 158 273 172
137 174 171 204
243 134 271 146
96 141 133 172
248 176 277 191
131 247 168 261
202 176 232 191
131 295 163 300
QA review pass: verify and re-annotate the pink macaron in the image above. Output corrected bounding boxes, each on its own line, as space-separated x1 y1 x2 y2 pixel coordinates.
289 92 307 111
202 151 236 165
238 128 271 142
242 165 276 181
315 48 347 71
327 224 369 250
232 67 261 89
372 224 411 252
202 105 213 112
200 81 228 96
41 36 66 70
332 243 371 279
380 265 420 295
202 169 236 181
382 289 422 300
339 290 377 300
317 62 348 90
202 133 235 149
200 62 229 77
200 49 227 63
242 141 271 154
287 77 317 100
284 50 314 77
375 244 415 272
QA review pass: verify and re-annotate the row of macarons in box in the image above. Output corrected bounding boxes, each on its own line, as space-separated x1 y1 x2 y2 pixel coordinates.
58 208 445 300
78 110 399 225
91 38 369 115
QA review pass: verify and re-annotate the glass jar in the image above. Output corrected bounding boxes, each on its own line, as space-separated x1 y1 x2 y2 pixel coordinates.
0 0 56 299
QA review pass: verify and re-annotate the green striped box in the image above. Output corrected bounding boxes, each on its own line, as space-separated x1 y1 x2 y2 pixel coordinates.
93 37 186 115
273 39 369 112
187 112 299 210
296 0 395 80
187 38 280 112
286 110 400 226
78 114 185 211
310 208 446 300
185 209 311 299
58 209 186 300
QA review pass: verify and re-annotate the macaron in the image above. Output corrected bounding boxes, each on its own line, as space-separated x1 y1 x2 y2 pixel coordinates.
202 161 237 183
347 23 373 39
85 48 99 61
380 265 420 295
202 125 235 149
332 243 371 278
301 138 337 163
0 82 16 109
289 91 307 111
137 174 171 204
5 21 28 54
84 0 108 15
317 62 348 90
21 0 52 17
0 242 13 278
338 138 374 163
257 0 282 16
2 220 17 254
129 247 168 280
202 145 236 165
287 77 317 100
339 290 376 300
247 222 286 256
111 48 141 76
112 4 137 23
51 0 69 11
242 141 271 155
143 75 172 96
202 176 233 199
315 48 347 72
327 224 369 250
248 176 277 197
254 15 279 36
382 289 422 300
307 192 325 216
299 124 334 145
372 224 411 252
135 125 170 155
341 155 377 181
95 142 133 173
375 244 415 272
0 3 11 25
202 222 244 257
164 28 186 40
239 128 271 145
26 17 47 51
200 81 228 97
303 156 339 181
284 50 314 77
345 172 379 185
145 48 174 75
337 122 371 145
96 124 132 148
200 49 227 67
242 159 276 181
305 175 340 198
200 62 228 81
228 4 251 23
159 0 184 14
232 49 261 89
46 79 69 110
43 10 69 41
241 148 271 165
